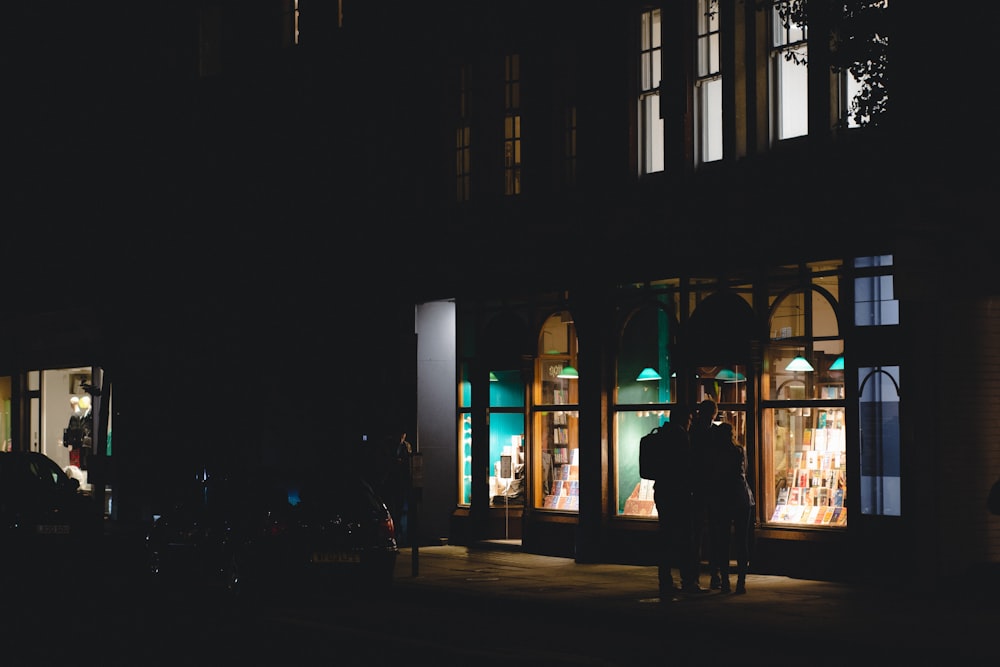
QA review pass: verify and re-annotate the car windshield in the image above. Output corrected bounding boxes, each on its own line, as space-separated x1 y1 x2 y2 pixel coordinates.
258 467 379 512
0 453 71 491
168 464 382 518
28 455 68 487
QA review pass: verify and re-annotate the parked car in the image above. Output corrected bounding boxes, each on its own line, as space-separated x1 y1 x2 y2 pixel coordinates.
145 462 399 600
0 450 100 568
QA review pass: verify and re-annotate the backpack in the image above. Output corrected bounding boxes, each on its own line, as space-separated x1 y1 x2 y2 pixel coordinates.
639 426 666 480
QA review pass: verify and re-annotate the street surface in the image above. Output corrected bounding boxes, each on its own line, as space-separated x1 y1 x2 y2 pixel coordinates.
3 537 998 665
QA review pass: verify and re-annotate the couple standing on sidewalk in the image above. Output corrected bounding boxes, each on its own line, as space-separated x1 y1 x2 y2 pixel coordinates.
653 399 755 599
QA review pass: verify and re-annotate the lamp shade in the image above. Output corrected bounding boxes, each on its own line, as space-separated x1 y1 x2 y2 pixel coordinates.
829 356 845 371
489 372 499 382
785 355 815 372
636 367 662 381
715 368 746 382
557 365 579 379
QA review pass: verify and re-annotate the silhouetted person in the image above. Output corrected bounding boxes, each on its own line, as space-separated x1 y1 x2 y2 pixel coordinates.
708 422 755 594
654 403 708 598
690 397 720 588
381 430 412 546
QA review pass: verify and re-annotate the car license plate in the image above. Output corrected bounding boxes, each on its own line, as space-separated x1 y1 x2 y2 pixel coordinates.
37 524 71 534
311 551 360 564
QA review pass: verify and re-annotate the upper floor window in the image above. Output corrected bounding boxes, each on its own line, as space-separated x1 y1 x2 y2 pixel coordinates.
198 5 223 78
770 1 808 140
638 8 663 175
281 0 299 47
695 0 722 163
839 0 889 128
504 54 522 196
564 105 577 188
456 65 471 202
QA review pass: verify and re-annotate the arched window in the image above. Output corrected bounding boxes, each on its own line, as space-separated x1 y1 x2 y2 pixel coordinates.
762 279 846 528
459 310 529 509
858 366 900 516
613 301 679 518
532 311 580 512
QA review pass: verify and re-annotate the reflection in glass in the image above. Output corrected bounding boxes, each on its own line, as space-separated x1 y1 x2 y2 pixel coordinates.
615 410 665 517
859 366 900 516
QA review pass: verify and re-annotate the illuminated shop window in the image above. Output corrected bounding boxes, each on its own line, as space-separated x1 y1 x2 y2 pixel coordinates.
762 270 846 528
459 411 472 505
533 311 579 512
458 362 472 505
455 361 526 507
614 300 678 518
488 370 525 507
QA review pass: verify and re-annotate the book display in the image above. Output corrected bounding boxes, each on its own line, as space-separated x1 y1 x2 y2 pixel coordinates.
622 477 657 517
542 444 580 511
536 409 581 511
770 406 847 525
535 348 580 512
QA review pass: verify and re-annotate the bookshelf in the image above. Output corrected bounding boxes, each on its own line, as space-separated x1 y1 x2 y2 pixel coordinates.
542 444 580 510
535 356 580 512
770 406 847 525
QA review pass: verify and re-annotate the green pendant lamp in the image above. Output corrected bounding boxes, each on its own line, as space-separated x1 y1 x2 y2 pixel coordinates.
785 356 814 372
557 365 579 379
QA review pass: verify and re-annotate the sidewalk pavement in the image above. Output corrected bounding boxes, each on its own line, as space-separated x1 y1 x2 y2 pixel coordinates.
393 543 1000 660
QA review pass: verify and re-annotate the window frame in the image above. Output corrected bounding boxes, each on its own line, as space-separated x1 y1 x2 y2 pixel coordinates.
456 64 471 203
694 0 722 164
613 294 681 519
532 311 580 513
638 8 664 175
761 266 848 530
769 0 809 141
503 54 522 196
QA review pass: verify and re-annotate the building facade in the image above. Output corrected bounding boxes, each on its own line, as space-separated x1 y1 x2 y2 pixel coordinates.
9 1 999 588
405 0 1000 588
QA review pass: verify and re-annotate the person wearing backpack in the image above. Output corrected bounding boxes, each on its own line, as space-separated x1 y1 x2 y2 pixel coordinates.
653 403 709 598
